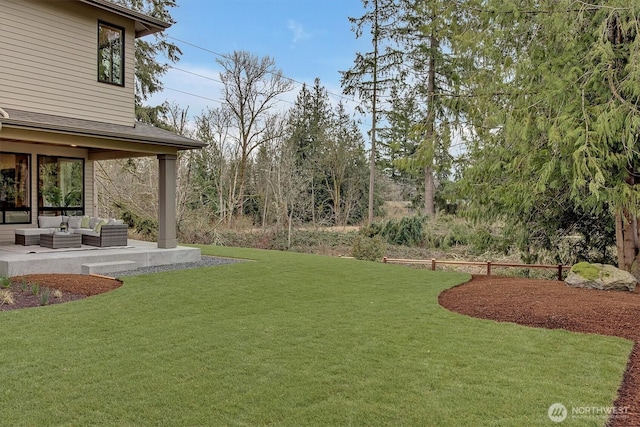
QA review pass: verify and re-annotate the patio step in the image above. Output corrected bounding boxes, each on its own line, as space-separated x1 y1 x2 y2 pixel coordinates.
81 260 137 275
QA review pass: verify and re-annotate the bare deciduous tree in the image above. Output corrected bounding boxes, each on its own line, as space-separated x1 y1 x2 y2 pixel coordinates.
217 51 293 218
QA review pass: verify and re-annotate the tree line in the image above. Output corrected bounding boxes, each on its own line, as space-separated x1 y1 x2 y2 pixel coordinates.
104 0 640 273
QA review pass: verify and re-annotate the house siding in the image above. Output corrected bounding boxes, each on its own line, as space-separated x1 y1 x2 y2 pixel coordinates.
0 0 136 127
0 141 92 244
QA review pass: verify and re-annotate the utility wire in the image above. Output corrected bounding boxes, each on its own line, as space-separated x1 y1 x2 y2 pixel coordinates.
167 35 363 107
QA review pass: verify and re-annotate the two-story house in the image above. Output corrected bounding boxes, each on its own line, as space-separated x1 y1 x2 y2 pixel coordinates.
0 0 204 249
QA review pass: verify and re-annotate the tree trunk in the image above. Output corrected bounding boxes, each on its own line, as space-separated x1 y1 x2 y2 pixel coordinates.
367 0 380 225
615 209 640 272
287 208 293 250
423 31 437 217
424 166 435 216
311 181 316 227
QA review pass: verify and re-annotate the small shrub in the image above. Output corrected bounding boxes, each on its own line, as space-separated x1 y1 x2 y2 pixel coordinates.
40 288 51 306
382 216 425 246
351 235 386 261
0 289 15 306
442 221 471 248
359 222 384 238
20 278 28 292
53 289 63 299
31 283 40 296
469 226 510 255
0 276 11 289
423 227 445 249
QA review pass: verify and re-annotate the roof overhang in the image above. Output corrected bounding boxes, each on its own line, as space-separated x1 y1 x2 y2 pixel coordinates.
0 108 205 160
78 0 171 37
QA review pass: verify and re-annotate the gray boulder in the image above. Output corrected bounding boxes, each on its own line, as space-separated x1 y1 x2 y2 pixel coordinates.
565 262 637 292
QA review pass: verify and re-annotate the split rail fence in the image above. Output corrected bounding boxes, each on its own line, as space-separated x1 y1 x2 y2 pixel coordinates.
382 257 571 281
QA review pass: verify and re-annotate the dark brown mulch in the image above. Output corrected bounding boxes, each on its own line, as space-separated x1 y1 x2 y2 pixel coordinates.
0 274 122 311
439 275 640 427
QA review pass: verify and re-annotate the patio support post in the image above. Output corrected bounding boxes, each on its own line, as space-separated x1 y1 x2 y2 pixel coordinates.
158 154 177 248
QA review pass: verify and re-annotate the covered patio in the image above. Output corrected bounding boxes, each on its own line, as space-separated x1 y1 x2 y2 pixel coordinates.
0 239 201 277
0 109 206 276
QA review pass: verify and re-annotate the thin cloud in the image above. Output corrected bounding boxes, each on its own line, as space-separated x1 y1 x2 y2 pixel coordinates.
287 19 310 46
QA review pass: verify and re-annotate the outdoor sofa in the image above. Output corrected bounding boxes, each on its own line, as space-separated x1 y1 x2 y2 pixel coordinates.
14 215 128 247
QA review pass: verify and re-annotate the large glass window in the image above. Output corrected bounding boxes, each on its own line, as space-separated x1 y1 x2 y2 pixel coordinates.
0 152 30 224
98 21 124 85
38 156 84 217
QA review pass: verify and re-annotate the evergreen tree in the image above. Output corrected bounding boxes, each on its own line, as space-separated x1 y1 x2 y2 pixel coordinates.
285 79 333 224
391 0 477 216
285 79 370 225
342 0 403 223
462 1 640 271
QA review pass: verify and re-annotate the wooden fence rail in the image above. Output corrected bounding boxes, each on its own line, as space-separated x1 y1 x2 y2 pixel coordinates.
382 257 571 281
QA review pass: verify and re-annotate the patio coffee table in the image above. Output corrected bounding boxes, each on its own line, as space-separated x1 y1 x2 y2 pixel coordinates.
39 232 82 249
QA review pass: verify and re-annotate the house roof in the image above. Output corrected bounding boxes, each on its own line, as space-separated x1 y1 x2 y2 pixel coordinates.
78 0 171 37
0 108 205 151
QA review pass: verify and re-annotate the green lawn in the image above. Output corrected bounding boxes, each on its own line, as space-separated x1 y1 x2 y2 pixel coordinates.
0 247 632 426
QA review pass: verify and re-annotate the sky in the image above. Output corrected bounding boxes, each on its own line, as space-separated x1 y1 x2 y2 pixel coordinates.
147 0 371 122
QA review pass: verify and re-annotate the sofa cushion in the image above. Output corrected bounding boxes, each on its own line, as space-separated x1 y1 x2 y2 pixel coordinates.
38 215 63 229
80 215 91 229
15 228 53 236
68 217 82 229
71 228 92 236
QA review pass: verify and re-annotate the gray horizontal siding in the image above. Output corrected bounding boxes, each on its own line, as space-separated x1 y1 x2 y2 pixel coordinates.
0 0 136 127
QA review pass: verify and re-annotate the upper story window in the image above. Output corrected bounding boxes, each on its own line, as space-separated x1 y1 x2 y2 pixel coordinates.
98 21 124 86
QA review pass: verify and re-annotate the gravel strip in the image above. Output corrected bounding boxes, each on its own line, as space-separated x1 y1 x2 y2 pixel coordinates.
110 255 245 277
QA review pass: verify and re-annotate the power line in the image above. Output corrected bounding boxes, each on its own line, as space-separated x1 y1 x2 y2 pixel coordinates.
155 37 373 128
164 65 296 107
167 65 224 85
163 87 224 105
166 35 363 107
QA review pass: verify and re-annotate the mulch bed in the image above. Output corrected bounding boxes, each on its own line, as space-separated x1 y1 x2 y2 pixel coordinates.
0 274 122 311
439 275 640 427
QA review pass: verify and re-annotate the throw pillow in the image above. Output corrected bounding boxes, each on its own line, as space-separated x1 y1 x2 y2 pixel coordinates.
89 217 100 229
94 219 108 233
80 216 90 229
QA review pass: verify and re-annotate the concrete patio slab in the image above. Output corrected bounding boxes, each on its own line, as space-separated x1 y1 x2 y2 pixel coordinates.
0 239 201 277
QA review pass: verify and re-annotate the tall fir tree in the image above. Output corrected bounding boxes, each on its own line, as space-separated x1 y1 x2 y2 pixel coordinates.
342 0 403 223
462 1 640 271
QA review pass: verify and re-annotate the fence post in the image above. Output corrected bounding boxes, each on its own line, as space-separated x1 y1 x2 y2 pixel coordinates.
383 257 388 263
487 261 492 276
431 259 436 271
557 265 563 281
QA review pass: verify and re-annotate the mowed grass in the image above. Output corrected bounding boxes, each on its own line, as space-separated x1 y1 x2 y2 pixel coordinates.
0 247 632 426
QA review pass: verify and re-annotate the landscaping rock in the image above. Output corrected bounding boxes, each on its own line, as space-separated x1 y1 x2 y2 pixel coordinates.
565 262 637 292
